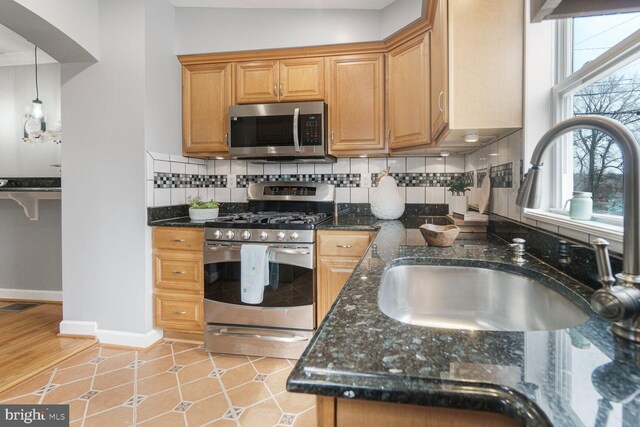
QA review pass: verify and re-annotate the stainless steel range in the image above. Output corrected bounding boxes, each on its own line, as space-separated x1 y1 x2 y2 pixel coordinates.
203 182 334 359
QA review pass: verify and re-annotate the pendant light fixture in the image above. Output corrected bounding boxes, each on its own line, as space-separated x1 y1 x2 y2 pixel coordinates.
23 45 47 141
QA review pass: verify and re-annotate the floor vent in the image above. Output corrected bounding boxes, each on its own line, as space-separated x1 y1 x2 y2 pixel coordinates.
0 303 40 312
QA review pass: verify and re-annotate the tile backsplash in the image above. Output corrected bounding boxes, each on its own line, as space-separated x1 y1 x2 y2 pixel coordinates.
146 152 466 207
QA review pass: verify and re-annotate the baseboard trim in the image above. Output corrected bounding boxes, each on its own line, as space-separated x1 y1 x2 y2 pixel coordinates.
0 289 62 302
58 321 164 349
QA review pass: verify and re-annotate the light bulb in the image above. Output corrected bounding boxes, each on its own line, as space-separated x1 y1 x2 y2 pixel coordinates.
32 100 43 119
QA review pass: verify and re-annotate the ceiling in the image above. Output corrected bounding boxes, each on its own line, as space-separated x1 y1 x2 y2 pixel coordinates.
167 0 397 9
0 23 56 66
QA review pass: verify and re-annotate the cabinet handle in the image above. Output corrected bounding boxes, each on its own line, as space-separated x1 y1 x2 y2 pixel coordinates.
224 132 228 143
331 130 335 143
172 239 186 242
387 128 391 144
274 84 277 96
336 244 353 248
279 83 283 97
172 310 187 315
437 91 444 113
172 271 187 275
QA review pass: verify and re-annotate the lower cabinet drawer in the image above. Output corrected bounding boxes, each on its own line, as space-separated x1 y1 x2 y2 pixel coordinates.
154 293 203 332
153 250 203 293
318 231 374 257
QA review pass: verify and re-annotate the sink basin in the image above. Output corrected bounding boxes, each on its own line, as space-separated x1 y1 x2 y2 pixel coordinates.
378 264 589 331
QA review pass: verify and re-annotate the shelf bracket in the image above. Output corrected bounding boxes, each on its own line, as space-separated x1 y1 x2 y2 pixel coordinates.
8 193 40 220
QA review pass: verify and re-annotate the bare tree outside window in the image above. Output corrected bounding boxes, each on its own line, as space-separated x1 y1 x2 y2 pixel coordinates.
572 71 640 214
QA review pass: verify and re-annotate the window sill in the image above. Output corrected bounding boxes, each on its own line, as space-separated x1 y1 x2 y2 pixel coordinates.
523 209 623 253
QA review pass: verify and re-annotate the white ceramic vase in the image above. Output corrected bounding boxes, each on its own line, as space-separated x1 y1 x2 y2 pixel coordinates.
449 195 468 215
371 176 405 220
189 208 219 221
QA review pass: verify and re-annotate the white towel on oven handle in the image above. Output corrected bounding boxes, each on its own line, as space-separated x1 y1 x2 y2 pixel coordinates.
240 244 270 304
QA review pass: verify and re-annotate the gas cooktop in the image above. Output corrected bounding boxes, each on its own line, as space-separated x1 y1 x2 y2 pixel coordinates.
205 211 331 230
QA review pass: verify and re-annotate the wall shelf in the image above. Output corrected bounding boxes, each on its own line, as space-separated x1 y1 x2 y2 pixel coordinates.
0 191 61 220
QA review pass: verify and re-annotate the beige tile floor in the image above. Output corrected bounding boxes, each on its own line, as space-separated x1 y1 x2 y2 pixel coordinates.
0 340 316 427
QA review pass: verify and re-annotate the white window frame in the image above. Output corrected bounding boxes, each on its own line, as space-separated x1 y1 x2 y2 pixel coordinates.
523 17 640 249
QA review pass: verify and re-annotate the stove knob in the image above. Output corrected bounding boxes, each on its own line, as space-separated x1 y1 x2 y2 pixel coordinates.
225 230 235 240
259 231 269 241
290 232 299 241
213 230 223 240
277 231 286 241
241 230 251 240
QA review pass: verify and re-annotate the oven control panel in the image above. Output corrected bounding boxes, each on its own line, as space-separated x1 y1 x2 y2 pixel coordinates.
205 228 314 244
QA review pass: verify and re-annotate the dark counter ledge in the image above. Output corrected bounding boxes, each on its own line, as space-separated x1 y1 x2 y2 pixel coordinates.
0 177 61 192
287 220 640 427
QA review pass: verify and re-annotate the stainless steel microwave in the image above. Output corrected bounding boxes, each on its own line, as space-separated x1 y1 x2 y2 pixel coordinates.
228 101 335 163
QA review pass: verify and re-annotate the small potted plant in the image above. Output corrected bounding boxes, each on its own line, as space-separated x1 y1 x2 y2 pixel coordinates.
447 178 471 215
188 196 220 221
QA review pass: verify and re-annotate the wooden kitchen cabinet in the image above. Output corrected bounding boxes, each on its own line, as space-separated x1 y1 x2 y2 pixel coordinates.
430 0 448 141
182 63 232 156
316 230 375 325
387 32 431 151
326 54 386 155
317 396 518 427
153 227 204 334
431 0 523 145
235 58 324 104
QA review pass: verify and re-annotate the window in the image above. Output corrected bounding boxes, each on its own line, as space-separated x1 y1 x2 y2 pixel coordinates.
550 12 640 223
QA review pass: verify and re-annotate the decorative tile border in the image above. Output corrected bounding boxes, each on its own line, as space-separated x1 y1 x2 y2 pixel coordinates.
463 171 475 187
236 173 361 188
154 173 227 189
370 172 465 187
490 162 513 188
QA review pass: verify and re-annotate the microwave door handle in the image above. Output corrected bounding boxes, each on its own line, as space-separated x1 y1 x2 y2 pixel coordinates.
293 107 301 153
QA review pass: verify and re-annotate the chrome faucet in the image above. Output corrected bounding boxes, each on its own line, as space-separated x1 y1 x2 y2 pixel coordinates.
516 115 640 343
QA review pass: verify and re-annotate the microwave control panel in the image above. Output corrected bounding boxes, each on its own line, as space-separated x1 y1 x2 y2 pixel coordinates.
302 115 321 145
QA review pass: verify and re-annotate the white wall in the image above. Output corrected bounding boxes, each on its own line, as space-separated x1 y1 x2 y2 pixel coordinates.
12 0 100 60
145 0 182 155
175 8 383 55
0 63 61 177
380 0 424 38
61 0 154 342
0 200 61 295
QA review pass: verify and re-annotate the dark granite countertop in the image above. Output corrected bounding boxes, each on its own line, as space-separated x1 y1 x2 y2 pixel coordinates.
0 187 61 192
287 219 640 427
0 177 61 193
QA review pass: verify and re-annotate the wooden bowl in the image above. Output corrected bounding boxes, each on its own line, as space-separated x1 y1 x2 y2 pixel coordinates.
419 224 460 247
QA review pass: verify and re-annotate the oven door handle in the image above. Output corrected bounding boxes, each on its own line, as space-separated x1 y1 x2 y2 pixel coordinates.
206 244 242 251
207 328 309 343
268 247 311 256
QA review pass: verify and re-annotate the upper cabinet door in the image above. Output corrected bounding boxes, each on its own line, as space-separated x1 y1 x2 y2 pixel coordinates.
387 32 431 151
279 58 324 102
430 0 448 141
326 54 385 154
182 63 232 155
235 61 279 104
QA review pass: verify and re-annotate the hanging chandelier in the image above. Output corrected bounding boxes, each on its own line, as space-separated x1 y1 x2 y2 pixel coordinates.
23 46 61 144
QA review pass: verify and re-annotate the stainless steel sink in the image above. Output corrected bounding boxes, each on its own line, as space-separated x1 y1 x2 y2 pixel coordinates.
378 265 589 331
